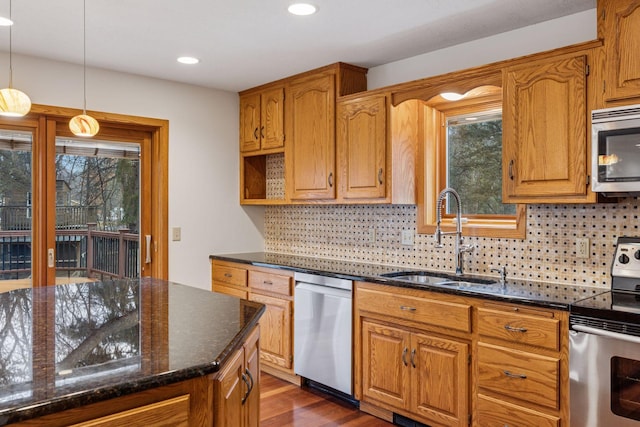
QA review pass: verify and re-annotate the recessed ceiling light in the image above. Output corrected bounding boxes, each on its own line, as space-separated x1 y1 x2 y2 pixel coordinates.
288 3 317 16
0 16 13 26
177 56 199 65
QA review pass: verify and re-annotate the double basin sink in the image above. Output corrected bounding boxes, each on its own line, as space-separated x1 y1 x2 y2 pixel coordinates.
380 270 497 289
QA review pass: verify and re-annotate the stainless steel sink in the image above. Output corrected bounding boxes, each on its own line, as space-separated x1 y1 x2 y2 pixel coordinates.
380 271 495 288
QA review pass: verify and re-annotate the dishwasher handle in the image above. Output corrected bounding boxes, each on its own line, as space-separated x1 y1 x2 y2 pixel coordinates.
295 282 352 299
572 324 640 345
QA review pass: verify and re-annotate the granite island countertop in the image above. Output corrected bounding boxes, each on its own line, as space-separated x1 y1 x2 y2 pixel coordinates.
211 252 607 310
0 278 264 425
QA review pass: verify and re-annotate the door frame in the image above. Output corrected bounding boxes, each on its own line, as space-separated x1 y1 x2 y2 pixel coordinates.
0 104 169 285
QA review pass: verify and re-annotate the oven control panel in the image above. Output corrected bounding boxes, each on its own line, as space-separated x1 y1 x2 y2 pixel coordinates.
612 237 640 279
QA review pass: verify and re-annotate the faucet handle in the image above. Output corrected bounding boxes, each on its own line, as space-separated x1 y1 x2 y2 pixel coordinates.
490 266 507 283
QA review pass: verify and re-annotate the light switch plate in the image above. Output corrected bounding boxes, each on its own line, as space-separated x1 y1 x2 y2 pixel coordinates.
172 227 181 242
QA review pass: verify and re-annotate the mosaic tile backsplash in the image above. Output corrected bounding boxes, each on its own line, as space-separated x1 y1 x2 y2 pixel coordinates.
264 198 640 288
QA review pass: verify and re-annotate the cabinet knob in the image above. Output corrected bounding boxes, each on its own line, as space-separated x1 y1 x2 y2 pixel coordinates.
253 127 259 140
328 172 334 188
378 168 383 185
402 347 408 366
508 159 514 180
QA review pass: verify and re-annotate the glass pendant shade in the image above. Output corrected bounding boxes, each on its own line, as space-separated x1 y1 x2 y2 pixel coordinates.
69 114 100 137
0 87 31 117
69 0 99 137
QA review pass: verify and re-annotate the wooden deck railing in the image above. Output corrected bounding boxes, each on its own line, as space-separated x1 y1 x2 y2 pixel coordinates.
0 225 139 280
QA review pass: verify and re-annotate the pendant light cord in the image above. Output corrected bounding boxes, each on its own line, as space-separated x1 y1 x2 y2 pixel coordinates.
8 0 13 88
82 0 87 114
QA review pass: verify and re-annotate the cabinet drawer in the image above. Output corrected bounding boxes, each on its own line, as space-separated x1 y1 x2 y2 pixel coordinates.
477 306 560 351
477 342 559 410
213 283 248 299
70 395 190 427
249 270 292 296
357 287 471 333
476 394 559 427
212 264 247 287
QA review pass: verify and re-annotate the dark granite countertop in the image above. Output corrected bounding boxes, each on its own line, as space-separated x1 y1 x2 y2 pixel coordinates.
0 278 264 425
211 252 607 310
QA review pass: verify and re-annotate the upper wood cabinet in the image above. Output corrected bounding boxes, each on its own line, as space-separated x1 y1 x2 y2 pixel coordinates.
337 94 386 200
599 0 640 102
285 64 368 201
336 94 417 204
239 62 366 205
239 87 285 153
286 73 337 200
502 54 590 203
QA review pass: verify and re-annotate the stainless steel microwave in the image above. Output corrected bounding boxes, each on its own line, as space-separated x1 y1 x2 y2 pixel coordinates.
592 104 640 196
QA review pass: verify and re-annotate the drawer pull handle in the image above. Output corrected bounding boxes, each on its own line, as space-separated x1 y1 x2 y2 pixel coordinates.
224 273 233 278
263 280 273 285
402 347 408 367
410 349 416 368
504 325 527 333
400 306 416 312
503 370 527 379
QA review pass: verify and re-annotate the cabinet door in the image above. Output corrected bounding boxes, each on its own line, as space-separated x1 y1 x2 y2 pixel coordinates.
248 293 292 369
240 93 261 152
243 327 260 427
214 348 245 427
261 87 285 151
601 0 640 101
361 320 411 410
503 55 587 201
337 95 387 200
287 73 336 200
411 333 469 427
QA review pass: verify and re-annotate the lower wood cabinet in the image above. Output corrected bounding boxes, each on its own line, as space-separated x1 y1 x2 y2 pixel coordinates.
475 302 567 426
211 259 297 384
214 326 260 427
248 292 292 369
356 282 471 427
247 267 296 383
361 320 468 426
355 282 569 427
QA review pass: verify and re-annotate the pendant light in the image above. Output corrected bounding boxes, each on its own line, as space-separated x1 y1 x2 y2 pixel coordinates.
69 0 99 137
0 0 31 117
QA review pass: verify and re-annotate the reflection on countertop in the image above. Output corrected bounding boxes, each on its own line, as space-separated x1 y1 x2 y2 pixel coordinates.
211 252 607 309
0 278 264 425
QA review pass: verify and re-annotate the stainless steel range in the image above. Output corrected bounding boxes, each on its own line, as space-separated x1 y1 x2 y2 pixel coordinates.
570 236 640 426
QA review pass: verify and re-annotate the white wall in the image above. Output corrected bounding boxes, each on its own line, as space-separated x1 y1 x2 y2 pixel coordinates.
368 9 598 89
3 53 264 289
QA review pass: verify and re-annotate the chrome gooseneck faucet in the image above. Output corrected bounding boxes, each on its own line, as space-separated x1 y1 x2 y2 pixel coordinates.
434 188 475 275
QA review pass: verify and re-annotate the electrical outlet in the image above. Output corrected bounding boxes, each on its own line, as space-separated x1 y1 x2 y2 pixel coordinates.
576 237 589 259
367 228 376 243
401 230 414 246
172 227 181 242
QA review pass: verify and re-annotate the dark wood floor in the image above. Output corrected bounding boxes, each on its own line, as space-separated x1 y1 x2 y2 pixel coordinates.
260 373 394 427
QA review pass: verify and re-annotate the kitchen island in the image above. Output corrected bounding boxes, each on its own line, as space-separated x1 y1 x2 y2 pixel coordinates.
0 278 264 426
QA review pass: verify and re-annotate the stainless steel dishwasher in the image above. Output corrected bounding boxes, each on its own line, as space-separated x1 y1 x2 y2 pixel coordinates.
294 272 353 396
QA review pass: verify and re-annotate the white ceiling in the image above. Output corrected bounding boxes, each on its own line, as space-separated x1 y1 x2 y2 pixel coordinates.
1 0 595 92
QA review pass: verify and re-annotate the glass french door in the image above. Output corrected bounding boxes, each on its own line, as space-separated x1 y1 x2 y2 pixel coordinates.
0 110 165 288
54 137 141 283
0 127 35 290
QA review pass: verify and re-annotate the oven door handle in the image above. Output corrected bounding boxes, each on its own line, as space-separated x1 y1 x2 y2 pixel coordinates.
572 324 640 345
